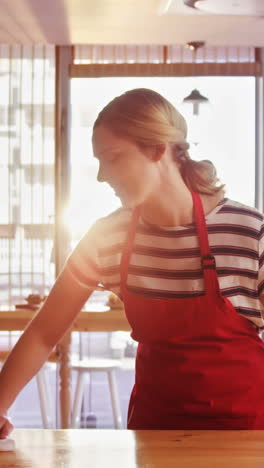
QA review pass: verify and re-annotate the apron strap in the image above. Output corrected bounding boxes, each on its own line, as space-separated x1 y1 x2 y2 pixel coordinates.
191 191 221 296
120 193 221 297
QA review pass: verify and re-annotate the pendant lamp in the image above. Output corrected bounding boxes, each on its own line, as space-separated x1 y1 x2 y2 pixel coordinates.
183 88 208 115
182 41 209 115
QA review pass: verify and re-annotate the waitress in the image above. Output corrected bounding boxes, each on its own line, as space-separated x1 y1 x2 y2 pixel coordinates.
0 88 264 434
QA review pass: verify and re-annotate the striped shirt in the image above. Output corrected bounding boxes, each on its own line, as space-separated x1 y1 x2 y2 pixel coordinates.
66 198 264 329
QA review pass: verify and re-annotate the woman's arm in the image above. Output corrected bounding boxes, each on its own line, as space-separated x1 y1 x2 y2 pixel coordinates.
0 266 93 416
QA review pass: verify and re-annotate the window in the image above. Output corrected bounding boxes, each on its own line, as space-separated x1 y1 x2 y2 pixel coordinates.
69 76 255 243
0 45 55 306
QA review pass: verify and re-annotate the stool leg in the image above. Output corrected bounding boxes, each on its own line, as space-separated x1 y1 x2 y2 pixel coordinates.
0 362 12 419
42 366 56 428
107 370 122 429
36 368 54 429
71 371 86 428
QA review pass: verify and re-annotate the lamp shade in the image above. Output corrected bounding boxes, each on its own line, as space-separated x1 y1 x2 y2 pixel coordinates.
182 88 209 115
184 0 264 16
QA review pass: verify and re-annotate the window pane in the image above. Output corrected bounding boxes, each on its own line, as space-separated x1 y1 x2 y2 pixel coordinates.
69 76 255 428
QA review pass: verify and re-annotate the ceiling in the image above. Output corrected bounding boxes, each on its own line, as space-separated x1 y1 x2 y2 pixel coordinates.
0 0 263 46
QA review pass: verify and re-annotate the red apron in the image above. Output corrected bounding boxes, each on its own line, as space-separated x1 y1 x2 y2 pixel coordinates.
120 191 264 430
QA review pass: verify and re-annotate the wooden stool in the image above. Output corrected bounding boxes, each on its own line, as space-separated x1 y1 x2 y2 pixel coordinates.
71 359 122 429
0 348 57 429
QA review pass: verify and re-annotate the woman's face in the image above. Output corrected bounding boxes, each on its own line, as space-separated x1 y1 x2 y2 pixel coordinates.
92 125 160 208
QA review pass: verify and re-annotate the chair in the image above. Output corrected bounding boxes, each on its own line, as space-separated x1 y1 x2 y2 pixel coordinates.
71 358 122 429
0 340 56 429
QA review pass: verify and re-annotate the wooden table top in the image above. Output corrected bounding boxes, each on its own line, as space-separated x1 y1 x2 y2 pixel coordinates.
0 305 130 332
2 429 264 468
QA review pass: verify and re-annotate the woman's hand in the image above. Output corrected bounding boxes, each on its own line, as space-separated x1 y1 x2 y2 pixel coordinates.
0 414 13 439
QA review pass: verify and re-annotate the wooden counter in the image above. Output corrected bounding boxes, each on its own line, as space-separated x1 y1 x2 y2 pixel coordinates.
3 429 264 468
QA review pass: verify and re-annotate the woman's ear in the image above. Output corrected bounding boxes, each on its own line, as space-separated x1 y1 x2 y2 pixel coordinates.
150 143 167 162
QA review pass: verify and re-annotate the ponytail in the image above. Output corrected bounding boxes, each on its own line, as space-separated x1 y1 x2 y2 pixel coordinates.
173 143 225 195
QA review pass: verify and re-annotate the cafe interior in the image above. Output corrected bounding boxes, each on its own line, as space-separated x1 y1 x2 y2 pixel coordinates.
1 0 264 466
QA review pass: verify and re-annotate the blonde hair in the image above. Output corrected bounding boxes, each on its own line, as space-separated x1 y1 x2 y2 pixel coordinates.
93 88 224 195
